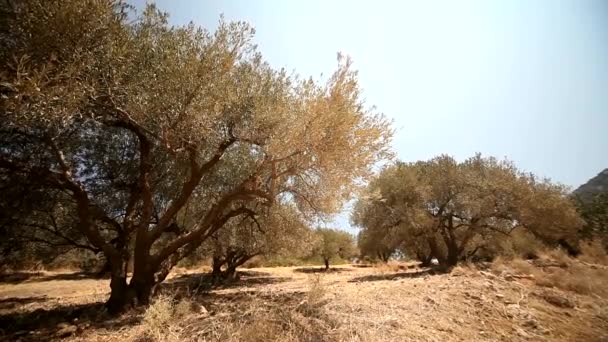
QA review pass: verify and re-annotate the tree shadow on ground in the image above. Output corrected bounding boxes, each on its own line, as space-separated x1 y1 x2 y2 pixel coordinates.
0 296 49 311
162 269 290 294
0 301 139 341
293 267 353 274
0 271 102 284
197 287 307 309
0 269 292 340
348 268 440 282
0 272 44 284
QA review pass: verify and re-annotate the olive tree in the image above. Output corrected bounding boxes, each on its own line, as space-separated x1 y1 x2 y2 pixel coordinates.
313 228 357 269
353 155 582 266
0 0 392 312
356 224 400 262
204 204 316 279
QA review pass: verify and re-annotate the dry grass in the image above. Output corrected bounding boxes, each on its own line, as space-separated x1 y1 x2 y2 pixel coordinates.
1 262 607 341
536 264 608 297
116 275 339 342
491 249 608 299
372 261 404 274
492 256 535 275
541 248 572 267
137 294 198 341
579 239 608 265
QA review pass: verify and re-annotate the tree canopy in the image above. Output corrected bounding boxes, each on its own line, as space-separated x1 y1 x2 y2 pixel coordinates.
352 154 582 266
313 228 357 269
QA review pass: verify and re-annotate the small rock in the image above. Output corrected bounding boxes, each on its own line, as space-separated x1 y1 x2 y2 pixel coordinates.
534 290 575 308
465 292 482 301
523 318 540 330
505 304 521 318
437 326 453 333
452 317 465 324
515 328 530 338
479 270 498 279
424 296 437 305
495 293 505 299
388 319 400 328
56 325 77 338
197 304 209 317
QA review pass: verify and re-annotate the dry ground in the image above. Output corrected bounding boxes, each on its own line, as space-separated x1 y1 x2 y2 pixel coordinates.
1 261 607 341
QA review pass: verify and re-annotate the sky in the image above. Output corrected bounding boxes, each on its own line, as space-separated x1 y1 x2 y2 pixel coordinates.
132 0 608 231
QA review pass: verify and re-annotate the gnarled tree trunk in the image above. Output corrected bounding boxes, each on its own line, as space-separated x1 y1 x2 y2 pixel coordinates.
211 256 224 279
105 256 131 314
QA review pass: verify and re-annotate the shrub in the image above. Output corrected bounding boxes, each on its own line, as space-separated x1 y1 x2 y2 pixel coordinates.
242 256 264 269
139 294 197 342
508 258 537 275
374 261 403 274
510 230 546 259
579 239 608 265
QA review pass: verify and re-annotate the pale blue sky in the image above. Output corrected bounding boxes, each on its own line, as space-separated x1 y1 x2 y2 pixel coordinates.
133 0 608 230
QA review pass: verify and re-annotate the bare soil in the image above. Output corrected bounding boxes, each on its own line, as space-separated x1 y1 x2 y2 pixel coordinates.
1 263 606 341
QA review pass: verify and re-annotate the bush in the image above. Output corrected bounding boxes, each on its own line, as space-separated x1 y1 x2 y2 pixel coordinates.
374 261 404 274
578 239 608 265
510 230 546 259
241 256 264 269
541 248 572 267
140 294 195 342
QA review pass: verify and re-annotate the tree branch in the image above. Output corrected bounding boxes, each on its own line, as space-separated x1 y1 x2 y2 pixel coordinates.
150 136 238 241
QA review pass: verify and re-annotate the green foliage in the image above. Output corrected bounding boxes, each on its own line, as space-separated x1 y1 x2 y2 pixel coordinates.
353 154 582 266
312 228 357 268
576 192 608 246
356 228 398 262
192 204 316 275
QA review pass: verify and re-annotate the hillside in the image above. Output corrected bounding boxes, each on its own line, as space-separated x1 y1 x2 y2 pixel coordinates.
574 169 608 202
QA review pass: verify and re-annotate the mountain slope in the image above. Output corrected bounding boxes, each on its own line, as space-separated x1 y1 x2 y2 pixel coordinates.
573 168 608 202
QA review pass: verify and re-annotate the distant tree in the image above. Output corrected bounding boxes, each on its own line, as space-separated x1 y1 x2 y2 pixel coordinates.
355 225 399 262
203 204 316 280
313 228 357 270
0 1 391 313
352 154 582 267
